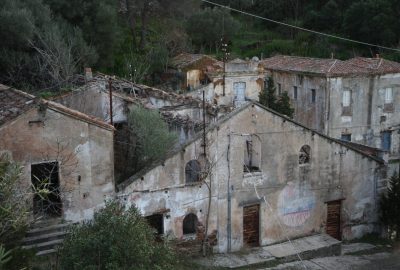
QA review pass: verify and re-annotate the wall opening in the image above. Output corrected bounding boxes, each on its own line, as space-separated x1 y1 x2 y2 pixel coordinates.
293 86 298 100
341 133 351 142
185 160 201 183
299 145 311 165
183 213 198 235
145 214 164 235
311 89 316 103
31 162 62 217
244 135 261 172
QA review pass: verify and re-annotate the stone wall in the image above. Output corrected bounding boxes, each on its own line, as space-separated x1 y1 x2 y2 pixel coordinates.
0 106 115 222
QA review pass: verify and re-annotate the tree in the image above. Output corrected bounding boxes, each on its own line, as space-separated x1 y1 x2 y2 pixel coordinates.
59 201 177 270
258 77 294 118
0 0 96 92
0 153 29 247
127 106 178 176
380 172 400 239
186 7 240 53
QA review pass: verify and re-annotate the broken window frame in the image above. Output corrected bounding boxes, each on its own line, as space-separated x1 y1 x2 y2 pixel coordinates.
299 145 311 165
243 135 261 173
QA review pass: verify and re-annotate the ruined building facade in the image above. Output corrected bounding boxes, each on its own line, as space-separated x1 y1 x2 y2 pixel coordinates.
118 103 387 253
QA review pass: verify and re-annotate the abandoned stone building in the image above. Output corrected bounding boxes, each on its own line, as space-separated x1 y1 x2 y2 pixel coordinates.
53 73 233 182
186 58 265 107
261 55 400 174
165 53 222 91
0 84 115 222
117 102 387 253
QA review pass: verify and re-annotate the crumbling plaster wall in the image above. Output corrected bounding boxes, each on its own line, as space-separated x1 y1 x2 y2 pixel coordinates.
0 107 115 222
328 74 400 162
214 105 382 251
267 71 328 132
118 104 382 253
55 84 128 123
119 131 220 240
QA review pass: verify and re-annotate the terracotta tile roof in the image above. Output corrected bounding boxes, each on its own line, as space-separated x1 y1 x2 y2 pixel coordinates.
0 84 37 126
0 84 113 130
261 55 400 77
342 57 400 75
261 55 338 75
170 53 222 71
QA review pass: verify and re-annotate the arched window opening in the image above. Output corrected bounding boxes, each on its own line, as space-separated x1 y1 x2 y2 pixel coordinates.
185 160 201 183
183 213 198 235
299 145 311 165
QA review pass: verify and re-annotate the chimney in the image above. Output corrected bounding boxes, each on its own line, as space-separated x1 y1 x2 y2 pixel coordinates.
375 54 380 59
84 67 93 82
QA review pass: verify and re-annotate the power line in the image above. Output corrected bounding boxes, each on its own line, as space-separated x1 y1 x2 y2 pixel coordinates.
201 0 400 53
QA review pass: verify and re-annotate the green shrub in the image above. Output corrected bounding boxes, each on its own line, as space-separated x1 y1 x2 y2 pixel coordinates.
59 201 176 270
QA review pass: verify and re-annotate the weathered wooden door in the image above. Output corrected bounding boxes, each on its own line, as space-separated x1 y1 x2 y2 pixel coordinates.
326 201 341 240
243 204 260 247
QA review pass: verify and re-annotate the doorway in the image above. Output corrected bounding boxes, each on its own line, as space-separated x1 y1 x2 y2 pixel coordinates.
243 204 260 247
31 162 62 217
326 200 341 240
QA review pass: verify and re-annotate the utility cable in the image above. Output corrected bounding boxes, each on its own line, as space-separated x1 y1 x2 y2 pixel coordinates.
201 0 400 53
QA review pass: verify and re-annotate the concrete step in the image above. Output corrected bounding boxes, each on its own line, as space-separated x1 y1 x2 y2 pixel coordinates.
196 234 341 269
22 239 63 253
21 231 68 246
36 249 57 257
26 222 71 238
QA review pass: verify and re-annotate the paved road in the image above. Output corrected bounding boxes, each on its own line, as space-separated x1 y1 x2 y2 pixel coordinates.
261 251 400 270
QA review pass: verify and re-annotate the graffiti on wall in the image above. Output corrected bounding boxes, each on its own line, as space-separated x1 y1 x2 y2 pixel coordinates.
278 181 316 227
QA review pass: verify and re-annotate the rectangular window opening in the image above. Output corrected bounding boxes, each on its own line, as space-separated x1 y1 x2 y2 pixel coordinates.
311 89 316 103
341 133 351 142
293 86 298 100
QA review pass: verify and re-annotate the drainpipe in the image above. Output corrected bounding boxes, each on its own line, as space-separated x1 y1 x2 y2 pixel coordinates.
227 133 232 252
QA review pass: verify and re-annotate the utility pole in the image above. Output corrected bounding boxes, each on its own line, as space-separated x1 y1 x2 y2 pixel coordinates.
108 77 114 125
202 90 207 157
221 37 229 96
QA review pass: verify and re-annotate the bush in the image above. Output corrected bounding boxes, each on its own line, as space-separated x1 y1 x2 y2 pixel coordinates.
0 153 29 246
59 201 177 270
380 172 400 240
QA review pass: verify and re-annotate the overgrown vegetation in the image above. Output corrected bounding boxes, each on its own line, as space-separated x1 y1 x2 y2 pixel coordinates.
59 201 177 270
0 153 28 246
380 172 400 240
120 105 178 181
3 0 399 94
258 77 294 118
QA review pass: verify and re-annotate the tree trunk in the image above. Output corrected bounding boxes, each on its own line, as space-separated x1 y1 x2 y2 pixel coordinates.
125 0 137 49
139 3 149 51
